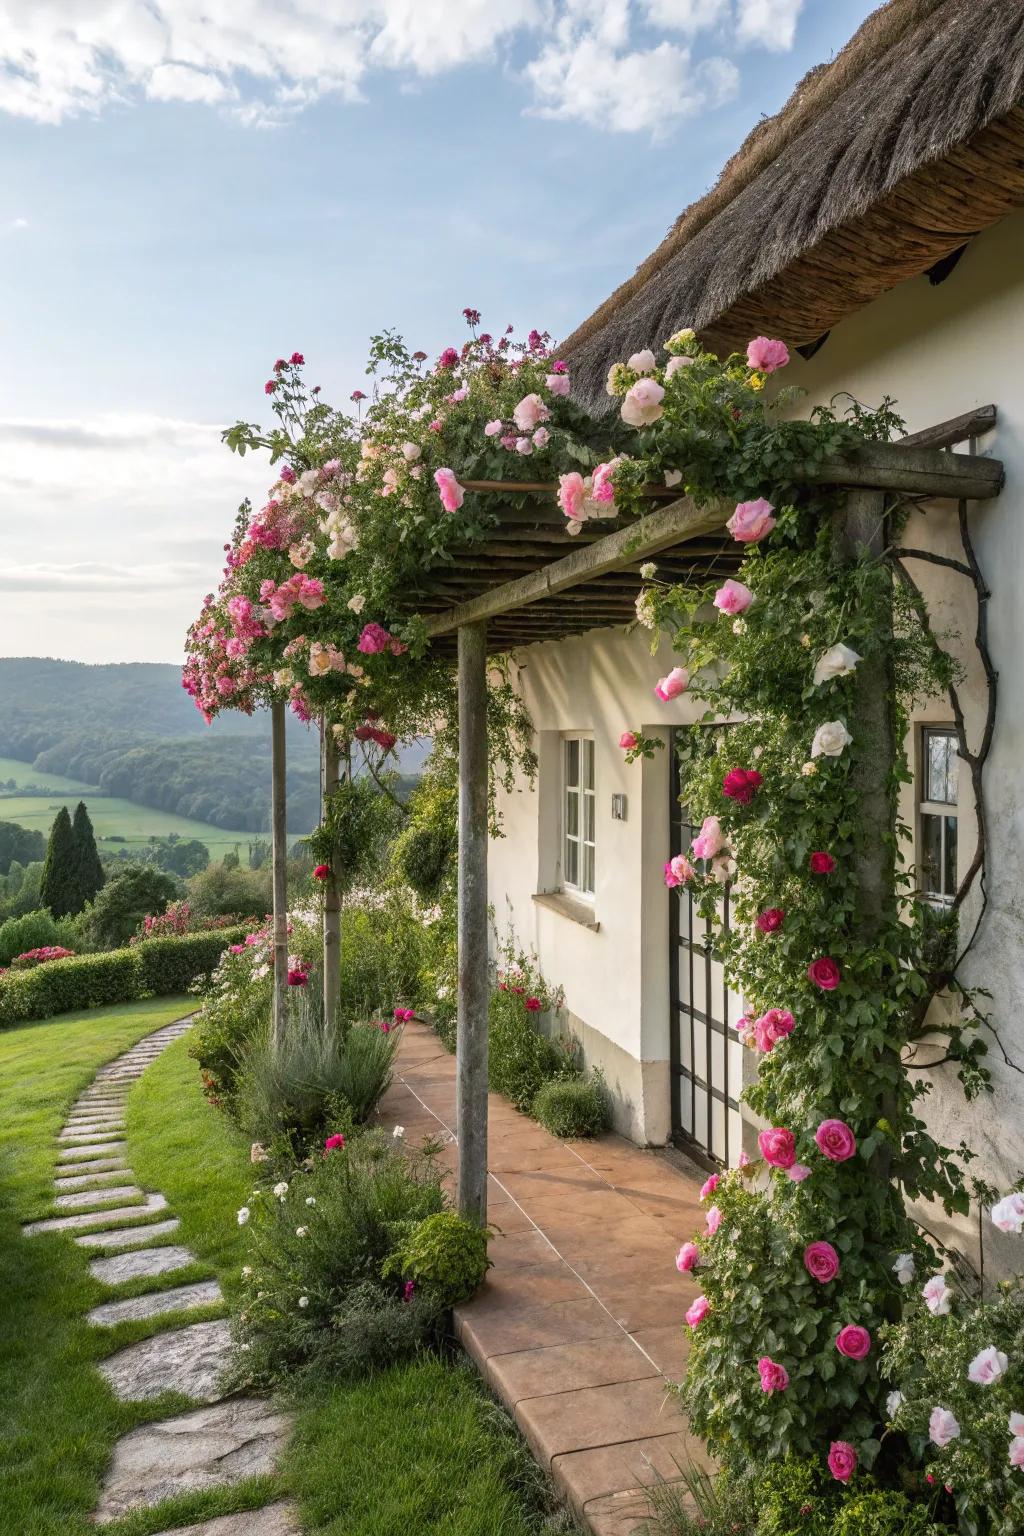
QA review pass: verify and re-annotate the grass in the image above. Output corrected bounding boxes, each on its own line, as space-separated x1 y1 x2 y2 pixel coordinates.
1 996 575 1536
0 755 94 793
0 788 253 861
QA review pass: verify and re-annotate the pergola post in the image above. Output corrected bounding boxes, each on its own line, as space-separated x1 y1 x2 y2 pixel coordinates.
271 700 289 1046
456 620 490 1224
321 720 342 1034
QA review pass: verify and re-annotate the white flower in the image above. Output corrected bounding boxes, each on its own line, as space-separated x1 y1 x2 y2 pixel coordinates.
298 1295 310 1309
968 1345 1009 1385
800 761 817 777
295 1225 309 1238
401 441 422 462
627 349 657 374
992 1192 1024 1233
923 1273 952 1316
272 1181 289 1199
393 1125 405 1140
250 1142 269 1165
639 562 657 578
887 1390 905 1418
305 1196 316 1207
242 1265 253 1278
732 618 746 636
929 1406 961 1448
237 1206 250 1225
1010 1412 1024 1436
436 984 450 1000
620 377 665 428
892 1253 915 1285
813 643 862 687
239 1342 251 1352
347 593 366 614
273 668 294 689
810 719 853 759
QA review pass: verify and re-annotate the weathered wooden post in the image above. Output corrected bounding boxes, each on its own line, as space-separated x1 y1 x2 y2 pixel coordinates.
456 620 490 1224
271 700 289 1046
321 720 342 1033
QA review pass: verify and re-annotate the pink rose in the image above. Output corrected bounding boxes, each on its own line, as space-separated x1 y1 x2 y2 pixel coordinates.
803 1241 840 1283
619 731 639 750
591 459 620 504
515 436 533 455
754 1008 795 1053
513 393 550 432
532 426 550 449
1008 1438 1024 1469
685 1294 709 1329
664 854 695 888
929 1407 961 1448
722 767 762 804
809 851 836 874
691 816 724 860
726 498 776 544
655 666 689 701
755 908 784 934
558 471 587 522
434 467 464 513
808 956 841 991
484 419 503 436
501 434 517 451
675 1241 700 1273
324 1133 346 1152
758 1356 790 1394
747 336 790 373
713 578 754 615
758 1127 796 1169
546 372 570 396
705 1205 722 1236
828 1441 857 1483
621 376 665 427
787 1163 812 1183
835 1324 871 1360
967 1346 1008 1385
815 1118 857 1162
699 1174 719 1200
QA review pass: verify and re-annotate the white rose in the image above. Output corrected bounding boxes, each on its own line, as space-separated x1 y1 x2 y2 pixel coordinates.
295 1226 308 1238
886 1390 905 1418
401 441 421 462
305 1196 316 1206
620 378 665 428
813 643 862 687
923 1273 953 1316
627 348 657 374
272 1181 289 1199
273 668 294 689
892 1253 915 1285
237 1206 250 1225
298 1295 309 1309
810 719 853 758
800 762 817 777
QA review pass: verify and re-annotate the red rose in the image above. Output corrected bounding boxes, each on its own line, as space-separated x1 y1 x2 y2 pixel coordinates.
810 851 836 874
722 767 763 804
312 863 331 881
756 907 784 934
524 996 542 1012
807 956 841 991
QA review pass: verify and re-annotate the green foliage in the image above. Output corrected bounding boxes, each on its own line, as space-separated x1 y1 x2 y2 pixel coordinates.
308 777 405 896
69 801 105 909
0 949 141 1025
338 887 431 1023
140 834 210 877
393 768 457 901
754 1457 839 1536
487 950 574 1113
0 820 45 876
185 859 271 917
84 863 179 948
39 806 79 918
295 1279 442 1382
0 908 60 966
532 1073 609 1139
831 1491 942 1536
133 927 249 997
332 1019 402 1123
384 1210 491 1307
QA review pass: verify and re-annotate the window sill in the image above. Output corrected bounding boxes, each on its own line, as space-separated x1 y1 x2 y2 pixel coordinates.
532 891 600 932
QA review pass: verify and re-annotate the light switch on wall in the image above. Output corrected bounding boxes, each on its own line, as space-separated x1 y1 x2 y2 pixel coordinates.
611 793 627 821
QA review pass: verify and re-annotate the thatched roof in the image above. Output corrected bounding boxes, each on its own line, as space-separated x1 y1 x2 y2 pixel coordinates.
564 0 1024 411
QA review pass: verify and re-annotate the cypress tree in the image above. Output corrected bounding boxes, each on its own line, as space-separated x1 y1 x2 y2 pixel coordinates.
39 806 78 918
71 800 105 909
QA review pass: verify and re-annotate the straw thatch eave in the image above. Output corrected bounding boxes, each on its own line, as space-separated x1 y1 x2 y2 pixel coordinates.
564 0 1024 412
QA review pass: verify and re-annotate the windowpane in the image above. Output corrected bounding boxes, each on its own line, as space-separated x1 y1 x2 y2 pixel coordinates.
583 842 595 894
565 738 580 788
566 790 579 837
565 837 579 887
944 814 958 895
583 739 595 791
920 813 942 896
583 792 595 843
926 730 958 804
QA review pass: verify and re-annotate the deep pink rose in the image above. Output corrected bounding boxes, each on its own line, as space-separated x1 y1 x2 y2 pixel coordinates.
676 1241 700 1273
434 466 465 512
726 498 776 543
835 1324 871 1360
655 666 689 701
807 956 841 991
713 578 754 614
758 1356 790 1393
324 1133 346 1153
685 1294 710 1328
524 997 542 1012
758 1127 796 1169
828 1441 857 1483
664 854 695 888
747 336 790 373
754 1008 795 1053
755 908 784 934
699 1174 719 1200
722 767 762 804
619 731 639 750
809 851 836 874
803 1240 840 1283
815 1119 857 1162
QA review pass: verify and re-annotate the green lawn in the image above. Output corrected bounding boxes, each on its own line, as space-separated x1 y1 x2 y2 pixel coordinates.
1 999 573 1536
0 788 253 861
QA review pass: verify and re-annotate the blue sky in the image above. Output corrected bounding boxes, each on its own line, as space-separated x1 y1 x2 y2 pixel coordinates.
0 0 875 663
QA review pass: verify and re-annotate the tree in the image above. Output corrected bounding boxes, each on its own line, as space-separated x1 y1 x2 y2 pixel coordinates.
85 864 178 949
0 820 46 875
39 806 79 918
70 801 105 908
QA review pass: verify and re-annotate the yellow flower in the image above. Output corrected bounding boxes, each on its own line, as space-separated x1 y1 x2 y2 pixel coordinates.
605 362 633 397
665 327 697 355
748 371 766 392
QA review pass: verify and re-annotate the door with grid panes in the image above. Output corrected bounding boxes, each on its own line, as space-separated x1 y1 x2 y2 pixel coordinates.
668 731 744 1166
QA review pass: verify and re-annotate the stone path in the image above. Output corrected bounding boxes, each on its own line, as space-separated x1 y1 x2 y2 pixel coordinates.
23 1016 296 1533
375 1022 710 1536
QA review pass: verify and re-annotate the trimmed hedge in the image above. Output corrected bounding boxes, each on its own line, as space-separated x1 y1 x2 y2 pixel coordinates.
0 925 248 1027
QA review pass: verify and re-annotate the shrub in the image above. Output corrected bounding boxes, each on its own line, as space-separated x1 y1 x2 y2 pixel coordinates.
294 1279 441 1382
338 888 429 1022
333 1020 401 1123
85 865 179 949
831 1492 942 1536
0 949 141 1026
392 766 456 901
234 1010 351 1149
9 946 76 969
0 908 60 966
384 1210 491 1308
532 1073 609 1138
186 860 271 918
134 927 248 996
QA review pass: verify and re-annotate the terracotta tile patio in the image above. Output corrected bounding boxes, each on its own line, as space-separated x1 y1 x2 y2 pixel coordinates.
374 1022 710 1536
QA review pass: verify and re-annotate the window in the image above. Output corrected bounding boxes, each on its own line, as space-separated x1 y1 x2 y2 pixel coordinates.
918 726 959 906
562 735 595 897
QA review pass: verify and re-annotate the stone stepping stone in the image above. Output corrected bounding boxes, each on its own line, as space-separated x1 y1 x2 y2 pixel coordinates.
54 1158 128 1181
150 1500 300 1536
99 1319 232 1402
59 1128 127 1144
90 1244 196 1284
63 1121 125 1135
55 1167 132 1192
54 1184 143 1211
93 1397 291 1523
77 1216 180 1251
57 1141 126 1163
24 1193 165 1235
88 1279 223 1327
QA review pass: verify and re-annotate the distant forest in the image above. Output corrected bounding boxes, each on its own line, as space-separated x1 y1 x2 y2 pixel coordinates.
0 658 430 834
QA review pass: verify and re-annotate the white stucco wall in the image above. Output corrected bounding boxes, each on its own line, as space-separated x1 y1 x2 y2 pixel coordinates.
489 209 1024 1267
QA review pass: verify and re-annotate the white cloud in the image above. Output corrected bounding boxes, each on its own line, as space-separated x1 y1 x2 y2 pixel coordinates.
10 216 28 229
0 0 803 132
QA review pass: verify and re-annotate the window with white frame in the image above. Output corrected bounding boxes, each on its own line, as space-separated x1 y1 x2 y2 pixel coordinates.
918 725 959 907
562 735 595 897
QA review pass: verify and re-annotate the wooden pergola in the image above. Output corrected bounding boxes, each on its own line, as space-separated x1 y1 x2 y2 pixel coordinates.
269 414 1002 1222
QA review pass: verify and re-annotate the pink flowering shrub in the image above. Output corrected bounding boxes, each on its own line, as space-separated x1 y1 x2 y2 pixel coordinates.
9 945 75 969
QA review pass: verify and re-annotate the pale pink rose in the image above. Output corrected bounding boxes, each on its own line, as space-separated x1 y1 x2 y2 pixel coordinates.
627 349 657 374
758 1356 789 1393
711 854 736 883
828 1442 857 1483
558 472 587 522
746 336 790 373
968 1345 1008 1385
513 393 550 432
654 665 689 701
434 467 464 513
727 498 776 543
685 1294 710 1329
532 426 550 448
665 354 693 378
691 815 724 860
700 1174 719 1200
1010 1413 1024 1437
546 372 570 396
787 1163 812 1183
992 1192 1024 1232
929 1406 961 1448
675 1241 700 1273
713 579 753 615
923 1274 953 1316
401 441 422 462
621 377 665 427
664 854 695 888
738 1150 751 1167
1009 1437 1024 1469
515 436 533 456
705 1204 722 1236
484 419 504 437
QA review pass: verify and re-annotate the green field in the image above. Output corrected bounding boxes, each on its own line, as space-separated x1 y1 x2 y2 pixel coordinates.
0 757 95 794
